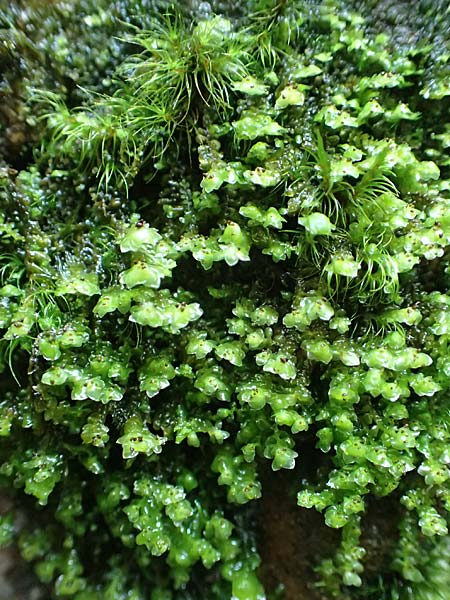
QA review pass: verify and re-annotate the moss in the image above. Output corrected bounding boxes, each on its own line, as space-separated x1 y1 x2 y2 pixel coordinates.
0 0 450 598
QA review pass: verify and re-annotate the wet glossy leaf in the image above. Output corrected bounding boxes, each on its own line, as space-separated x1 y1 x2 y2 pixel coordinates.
233 112 286 140
298 212 335 236
232 76 268 96
255 350 297 380
117 417 166 459
275 84 305 109
120 224 161 252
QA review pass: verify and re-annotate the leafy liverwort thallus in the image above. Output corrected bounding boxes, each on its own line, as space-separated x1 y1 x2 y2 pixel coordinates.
0 0 450 599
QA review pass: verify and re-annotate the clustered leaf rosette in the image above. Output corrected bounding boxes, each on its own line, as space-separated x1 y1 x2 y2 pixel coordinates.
0 0 450 599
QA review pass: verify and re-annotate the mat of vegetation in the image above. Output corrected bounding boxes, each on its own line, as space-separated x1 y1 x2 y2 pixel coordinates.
0 0 449 598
